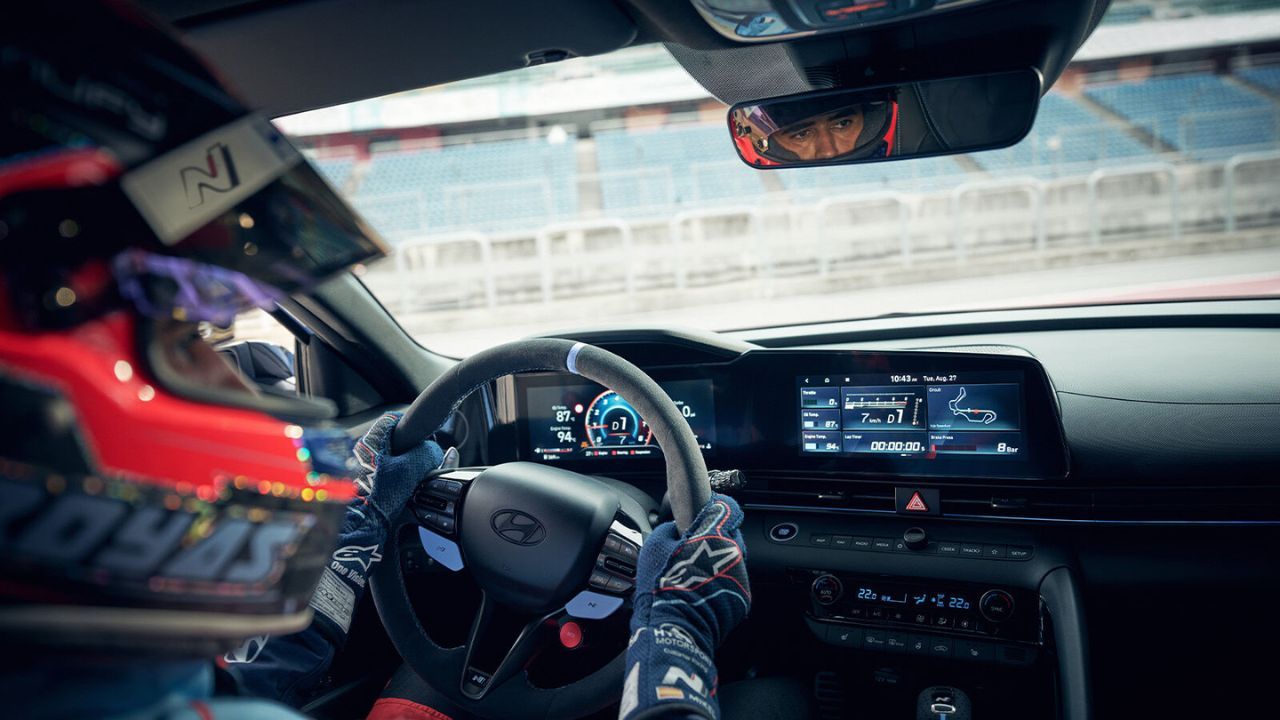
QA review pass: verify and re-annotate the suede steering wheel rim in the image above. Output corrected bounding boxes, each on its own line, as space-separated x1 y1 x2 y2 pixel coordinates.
369 338 712 719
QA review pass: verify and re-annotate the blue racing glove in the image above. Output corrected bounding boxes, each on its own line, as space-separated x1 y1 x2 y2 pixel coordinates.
620 494 751 720
229 412 448 705
307 412 445 638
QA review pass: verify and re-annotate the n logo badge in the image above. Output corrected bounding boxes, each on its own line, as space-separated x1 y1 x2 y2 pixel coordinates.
181 142 240 207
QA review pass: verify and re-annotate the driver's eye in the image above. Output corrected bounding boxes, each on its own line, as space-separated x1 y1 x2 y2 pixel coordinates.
831 118 854 130
787 129 813 141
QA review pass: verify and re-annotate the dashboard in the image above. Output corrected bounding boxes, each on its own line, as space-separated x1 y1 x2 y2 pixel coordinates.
512 349 1068 481
397 303 1279 720
375 303 1278 720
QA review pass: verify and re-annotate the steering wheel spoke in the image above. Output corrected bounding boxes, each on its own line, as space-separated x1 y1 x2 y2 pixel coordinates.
411 467 483 572
460 592 559 700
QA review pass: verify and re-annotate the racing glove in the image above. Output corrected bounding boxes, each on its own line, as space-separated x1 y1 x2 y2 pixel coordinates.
229 412 447 706
308 411 447 637
620 494 751 720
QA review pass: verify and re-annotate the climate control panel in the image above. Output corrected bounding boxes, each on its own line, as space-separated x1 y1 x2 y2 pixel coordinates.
798 570 1040 665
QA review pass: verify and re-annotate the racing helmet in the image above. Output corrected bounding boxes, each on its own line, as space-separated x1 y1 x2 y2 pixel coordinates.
731 89 899 165
0 2 387 655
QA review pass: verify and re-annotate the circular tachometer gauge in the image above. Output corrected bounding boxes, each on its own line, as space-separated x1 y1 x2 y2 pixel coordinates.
584 390 652 447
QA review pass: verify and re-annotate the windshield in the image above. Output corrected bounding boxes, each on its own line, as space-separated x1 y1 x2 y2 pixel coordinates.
272 1 1280 356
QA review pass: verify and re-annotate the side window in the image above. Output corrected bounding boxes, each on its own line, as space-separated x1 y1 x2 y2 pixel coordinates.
201 309 298 395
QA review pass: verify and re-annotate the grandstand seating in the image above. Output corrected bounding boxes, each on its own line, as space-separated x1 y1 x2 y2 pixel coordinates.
1101 3 1155 24
1238 65 1280 95
593 124 769 212
1085 72 1279 159
970 93 1154 177
777 155 969 194
313 156 357 191
323 67 1280 242
354 137 578 237
1171 0 1280 14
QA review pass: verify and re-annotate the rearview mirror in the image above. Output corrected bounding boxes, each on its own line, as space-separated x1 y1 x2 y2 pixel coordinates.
728 69 1041 169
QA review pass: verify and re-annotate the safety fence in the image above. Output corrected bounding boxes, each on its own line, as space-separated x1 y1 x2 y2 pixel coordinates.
355 151 1280 315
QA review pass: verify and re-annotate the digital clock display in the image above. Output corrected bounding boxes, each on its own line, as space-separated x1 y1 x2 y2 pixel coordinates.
798 371 1025 459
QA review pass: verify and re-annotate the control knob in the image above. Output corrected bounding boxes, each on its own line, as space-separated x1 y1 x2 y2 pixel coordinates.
903 527 928 551
811 574 843 606
979 589 1015 622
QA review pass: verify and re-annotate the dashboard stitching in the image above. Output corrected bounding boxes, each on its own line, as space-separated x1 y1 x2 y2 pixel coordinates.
1058 390 1280 406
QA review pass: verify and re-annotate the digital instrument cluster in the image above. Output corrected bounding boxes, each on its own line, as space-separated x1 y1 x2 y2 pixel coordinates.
520 377 716 462
508 347 1066 480
799 372 1025 459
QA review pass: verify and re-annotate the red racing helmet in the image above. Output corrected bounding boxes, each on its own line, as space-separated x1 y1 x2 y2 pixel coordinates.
0 1 387 655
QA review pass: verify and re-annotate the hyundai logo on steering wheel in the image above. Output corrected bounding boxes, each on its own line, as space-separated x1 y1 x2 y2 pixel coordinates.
490 509 546 546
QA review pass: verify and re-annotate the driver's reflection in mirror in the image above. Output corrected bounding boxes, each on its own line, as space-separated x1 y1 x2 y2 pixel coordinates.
732 93 897 166
774 106 866 160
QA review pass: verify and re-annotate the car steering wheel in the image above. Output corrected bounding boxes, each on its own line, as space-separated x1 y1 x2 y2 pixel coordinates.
369 338 711 719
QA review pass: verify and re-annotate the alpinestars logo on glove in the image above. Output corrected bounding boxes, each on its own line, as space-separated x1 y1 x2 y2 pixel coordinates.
329 544 382 588
333 544 383 571
659 540 741 590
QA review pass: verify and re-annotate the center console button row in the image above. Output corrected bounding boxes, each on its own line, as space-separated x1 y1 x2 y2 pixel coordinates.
808 617 1033 665
805 532 1032 561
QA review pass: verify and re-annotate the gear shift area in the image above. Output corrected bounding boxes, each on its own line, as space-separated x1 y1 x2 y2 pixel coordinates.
917 686 972 720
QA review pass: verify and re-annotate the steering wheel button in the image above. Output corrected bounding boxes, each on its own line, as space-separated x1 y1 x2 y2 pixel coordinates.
602 557 635 577
615 539 639 561
565 590 625 620
417 527 464 572
419 494 448 511
559 621 583 649
605 535 638 560
428 478 463 496
589 571 612 590
605 575 632 594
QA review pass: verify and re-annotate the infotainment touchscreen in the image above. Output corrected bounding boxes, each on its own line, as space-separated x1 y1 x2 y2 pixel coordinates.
798 372 1024 459
521 377 715 462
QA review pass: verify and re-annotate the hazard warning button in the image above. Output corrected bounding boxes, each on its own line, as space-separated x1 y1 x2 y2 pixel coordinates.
895 487 940 516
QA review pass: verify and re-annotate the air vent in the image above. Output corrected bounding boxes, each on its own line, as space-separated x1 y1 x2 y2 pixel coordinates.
939 486 1092 521
1091 487 1280 522
743 476 1280 523
741 475 897 513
